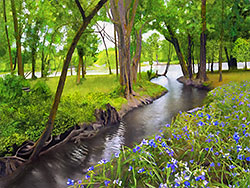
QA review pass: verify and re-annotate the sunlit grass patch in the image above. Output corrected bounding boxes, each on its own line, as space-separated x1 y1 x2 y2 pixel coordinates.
207 70 250 88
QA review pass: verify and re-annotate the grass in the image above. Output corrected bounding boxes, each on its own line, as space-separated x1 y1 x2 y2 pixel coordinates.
69 81 250 188
30 75 120 97
207 70 250 88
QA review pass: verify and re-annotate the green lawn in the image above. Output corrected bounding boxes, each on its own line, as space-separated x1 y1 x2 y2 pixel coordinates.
207 70 250 88
30 74 120 96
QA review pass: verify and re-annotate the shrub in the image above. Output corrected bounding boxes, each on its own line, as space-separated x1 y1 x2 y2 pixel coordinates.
0 75 30 104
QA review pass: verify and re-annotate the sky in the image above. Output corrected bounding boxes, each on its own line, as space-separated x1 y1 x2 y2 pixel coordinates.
95 22 165 51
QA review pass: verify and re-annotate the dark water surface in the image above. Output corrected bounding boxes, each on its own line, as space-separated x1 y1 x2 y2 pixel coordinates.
1 65 208 188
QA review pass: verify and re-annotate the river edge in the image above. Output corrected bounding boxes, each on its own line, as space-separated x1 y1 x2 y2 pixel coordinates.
177 76 212 90
0 86 168 179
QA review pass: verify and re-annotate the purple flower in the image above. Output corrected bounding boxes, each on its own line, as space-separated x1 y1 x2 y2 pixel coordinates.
67 179 74 186
128 166 133 171
238 155 244 160
104 180 110 186
138 168 145 173
246 157 250 161
210 162 215 167
184 181 190 187
233 132 240 144
165 124 171 127
87 166 94 172
197 121 204 126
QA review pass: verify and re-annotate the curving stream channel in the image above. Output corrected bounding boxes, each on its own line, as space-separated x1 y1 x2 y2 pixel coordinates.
1 65 208 188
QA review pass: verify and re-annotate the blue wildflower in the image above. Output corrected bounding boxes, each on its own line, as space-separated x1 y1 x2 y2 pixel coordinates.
233 132 240 144
128 166 133 171
67 178 74 186
246 157 250 161
184 181 190 187
237 155 244 160
197 121 205 126
104 180 110 186
87 166 94 172
138 168 145 173
161 142 167 147
210 162 215 167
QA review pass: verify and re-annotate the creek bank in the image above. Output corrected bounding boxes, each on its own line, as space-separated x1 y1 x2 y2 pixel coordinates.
177 76 212 90
0 89 168 179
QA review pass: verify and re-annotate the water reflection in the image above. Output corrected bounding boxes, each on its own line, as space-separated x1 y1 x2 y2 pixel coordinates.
1 64 208 188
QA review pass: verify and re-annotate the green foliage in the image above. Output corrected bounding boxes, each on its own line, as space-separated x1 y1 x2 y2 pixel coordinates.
95 48 116 69
232 38 250 63
32 80 52 99
71 81 250 187
0 75 30 104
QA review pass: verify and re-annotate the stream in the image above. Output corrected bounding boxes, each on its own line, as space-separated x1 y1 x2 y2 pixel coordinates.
1 64 208 188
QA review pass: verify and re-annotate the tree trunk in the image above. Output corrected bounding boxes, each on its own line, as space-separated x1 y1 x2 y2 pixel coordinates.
114 25 119 77
29 0 108 161
70 61 73 76
162 42 172 76
3 0 13 73
211 50 214 72
11 0 24 77
187 34 193 79
31 48 36 79
77 55 83 84
219 0 224 82
110 0 139 98
98 28 112 74
224 47 230 70
83 56 87 78
197 0 208 81
132 29 143 83
165 25 189 78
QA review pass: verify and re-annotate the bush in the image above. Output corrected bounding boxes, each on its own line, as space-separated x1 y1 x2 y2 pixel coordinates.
0 75 30 104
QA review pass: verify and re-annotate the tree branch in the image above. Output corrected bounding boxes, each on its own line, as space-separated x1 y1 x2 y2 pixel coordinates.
129 0 139 30
75 0 85 20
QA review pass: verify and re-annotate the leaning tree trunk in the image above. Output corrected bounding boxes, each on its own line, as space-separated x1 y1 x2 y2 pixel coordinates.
3 0 13 73
29 0 108 161
165 25 189 78
162 42 172 76
224 47 230 70
11 0 24 77
197 0 208 81
97 24 112 74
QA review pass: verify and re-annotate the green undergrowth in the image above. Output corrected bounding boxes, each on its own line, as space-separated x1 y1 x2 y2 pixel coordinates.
0 74 166 157
68 81 250 188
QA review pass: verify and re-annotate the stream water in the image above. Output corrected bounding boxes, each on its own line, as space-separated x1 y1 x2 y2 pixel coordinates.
1 64 208 188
